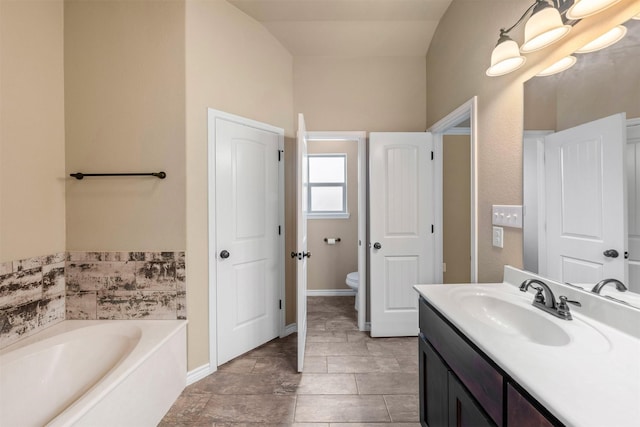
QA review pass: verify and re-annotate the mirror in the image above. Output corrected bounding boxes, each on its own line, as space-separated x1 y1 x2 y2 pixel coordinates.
523 18 640 307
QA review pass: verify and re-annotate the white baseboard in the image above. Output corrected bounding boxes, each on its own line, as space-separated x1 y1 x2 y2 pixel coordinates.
307 289 356 296
186 363 215 386
282 323 297 337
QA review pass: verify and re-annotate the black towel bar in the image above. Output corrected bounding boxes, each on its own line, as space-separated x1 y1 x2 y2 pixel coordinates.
70 172 166 180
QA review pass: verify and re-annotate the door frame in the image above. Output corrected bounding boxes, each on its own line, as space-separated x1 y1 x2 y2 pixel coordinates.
523 130 553 274
428 97 479 283
207 108 285 372
305 131 367 331
627 118 640 292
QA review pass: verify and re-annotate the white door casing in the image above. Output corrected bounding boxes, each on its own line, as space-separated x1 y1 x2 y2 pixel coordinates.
523 131 553 274
296 113 308 372
429 97 479 284
213 113 282 366
543 113 627 284
627 120 640 292
369 132 435 337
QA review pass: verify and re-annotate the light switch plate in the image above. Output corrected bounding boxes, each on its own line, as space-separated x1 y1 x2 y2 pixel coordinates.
492 205 523 228
493 226 504 248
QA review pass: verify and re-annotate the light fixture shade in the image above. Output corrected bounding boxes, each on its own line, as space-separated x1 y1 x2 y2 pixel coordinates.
520 5 571 53
486 36 526 76
566 0 622 19
536 56 577 76
633 13 640 20
575 25 627 53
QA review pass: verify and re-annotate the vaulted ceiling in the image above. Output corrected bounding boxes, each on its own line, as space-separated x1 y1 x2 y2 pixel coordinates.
228 0 454 56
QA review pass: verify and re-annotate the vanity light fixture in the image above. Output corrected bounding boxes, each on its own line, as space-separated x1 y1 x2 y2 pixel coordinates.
633 13 640 20
486 0 630 77
520 0 571 53
536 55 577 76
486 31 527 76
566 0 621 19
486 0 569 76
575 25 627 53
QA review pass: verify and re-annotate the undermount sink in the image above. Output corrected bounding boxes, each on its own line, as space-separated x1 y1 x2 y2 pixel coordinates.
458 294 571 346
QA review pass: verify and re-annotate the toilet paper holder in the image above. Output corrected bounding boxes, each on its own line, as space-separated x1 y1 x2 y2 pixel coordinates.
324 237 341 244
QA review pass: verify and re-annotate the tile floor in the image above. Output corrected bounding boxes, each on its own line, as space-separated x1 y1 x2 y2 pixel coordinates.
159 296 420 426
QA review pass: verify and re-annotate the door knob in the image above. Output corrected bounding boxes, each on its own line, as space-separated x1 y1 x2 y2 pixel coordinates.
373 242 382 250
603 249 619 258
220 250 230 259
303 252 312 259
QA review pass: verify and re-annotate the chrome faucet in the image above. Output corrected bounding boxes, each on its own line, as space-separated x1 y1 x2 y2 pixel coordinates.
591 278 628 294
519 279 581 320
519 279 555 308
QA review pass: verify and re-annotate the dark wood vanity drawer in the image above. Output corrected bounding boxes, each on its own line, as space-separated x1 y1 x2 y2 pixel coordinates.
507 382 560 427
419 297 503 426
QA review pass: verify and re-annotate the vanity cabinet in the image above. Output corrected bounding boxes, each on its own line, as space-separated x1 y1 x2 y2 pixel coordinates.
419 296 562 427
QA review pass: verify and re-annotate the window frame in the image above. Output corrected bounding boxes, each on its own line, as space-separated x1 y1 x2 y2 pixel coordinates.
306 153 349 219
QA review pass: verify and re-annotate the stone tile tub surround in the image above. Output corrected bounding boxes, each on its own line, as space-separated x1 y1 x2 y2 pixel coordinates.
66 251 186 321
0 253 66 349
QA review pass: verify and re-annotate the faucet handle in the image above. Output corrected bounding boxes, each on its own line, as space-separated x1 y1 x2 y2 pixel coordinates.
532 287 545 304
558 296 581 307
557 296 581 320
557 296 581 312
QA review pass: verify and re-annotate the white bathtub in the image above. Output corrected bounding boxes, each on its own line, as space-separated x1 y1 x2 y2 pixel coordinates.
0 320 187 427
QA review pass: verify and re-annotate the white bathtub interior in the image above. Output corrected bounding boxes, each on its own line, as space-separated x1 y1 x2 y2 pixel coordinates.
0 320 187 427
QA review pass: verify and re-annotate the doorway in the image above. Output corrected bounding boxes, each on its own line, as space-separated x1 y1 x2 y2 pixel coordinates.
442 132 471 283
304 131 367 331
430 97 479 284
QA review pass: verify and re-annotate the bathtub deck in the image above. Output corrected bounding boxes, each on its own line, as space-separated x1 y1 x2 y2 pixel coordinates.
160 296 419 425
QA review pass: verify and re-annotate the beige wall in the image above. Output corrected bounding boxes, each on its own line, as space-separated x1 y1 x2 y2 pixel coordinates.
294 56 427 132
523 77 558 131
426 0 639 282
185 0 294 370
64 0 186 252
443 134 471 284
307 140 359 291
0 0 66 262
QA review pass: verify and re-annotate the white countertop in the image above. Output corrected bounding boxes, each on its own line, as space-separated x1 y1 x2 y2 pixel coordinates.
414 280 640 427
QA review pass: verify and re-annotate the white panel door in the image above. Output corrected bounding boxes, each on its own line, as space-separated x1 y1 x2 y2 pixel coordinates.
369 132 435 337
544 113 627 284
627 121 640 292
216 118 280 365
296 113 308 372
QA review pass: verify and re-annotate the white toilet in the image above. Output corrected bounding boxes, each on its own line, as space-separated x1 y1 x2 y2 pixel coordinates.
345 271 360 310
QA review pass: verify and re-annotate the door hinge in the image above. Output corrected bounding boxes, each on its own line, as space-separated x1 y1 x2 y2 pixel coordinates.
431 224 434 233
431 151 434 160
278 150 284 162
279 299 282 309
278 225 282 235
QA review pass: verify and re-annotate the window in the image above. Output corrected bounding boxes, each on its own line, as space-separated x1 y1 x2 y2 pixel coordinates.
307 154 348 218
